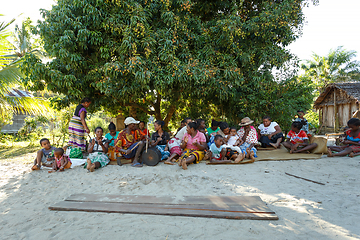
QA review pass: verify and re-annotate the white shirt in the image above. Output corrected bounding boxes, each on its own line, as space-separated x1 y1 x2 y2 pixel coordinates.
258 122 278 135
225 135 239 146
175 126 187 140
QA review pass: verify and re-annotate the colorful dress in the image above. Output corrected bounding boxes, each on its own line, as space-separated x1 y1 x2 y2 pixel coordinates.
237 126 258 157
115 129 142 158
68 104 87 151
345 129 360 152
286 130 308 144
84 137 110 168
168 126 187 156
105 132 120 161
180 131 206 164
55 155 72 169
151 131 170 160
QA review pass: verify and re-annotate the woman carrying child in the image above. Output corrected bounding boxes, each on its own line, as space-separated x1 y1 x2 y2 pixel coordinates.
328 118 360 157
178 121 207 170
283 121 317 153
49 148 72 172
151 120 171 161
237 117 258 160
85 127 110 172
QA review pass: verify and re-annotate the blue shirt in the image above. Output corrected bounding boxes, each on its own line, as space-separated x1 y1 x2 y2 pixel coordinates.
105 132 119 147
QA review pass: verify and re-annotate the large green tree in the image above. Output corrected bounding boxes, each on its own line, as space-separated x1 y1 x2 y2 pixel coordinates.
22 0 317 126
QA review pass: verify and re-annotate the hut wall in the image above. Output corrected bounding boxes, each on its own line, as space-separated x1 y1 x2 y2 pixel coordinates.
325 105 334 127
341 104 350 127
351 102 358 116
1 113 29 134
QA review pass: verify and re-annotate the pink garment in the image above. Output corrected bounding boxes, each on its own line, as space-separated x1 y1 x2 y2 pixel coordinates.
170 146 182 156
55 155 71 168
182 131 206 150
237 126 258 144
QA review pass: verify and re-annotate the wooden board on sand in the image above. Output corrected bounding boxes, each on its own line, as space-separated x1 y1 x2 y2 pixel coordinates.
49 194 278 220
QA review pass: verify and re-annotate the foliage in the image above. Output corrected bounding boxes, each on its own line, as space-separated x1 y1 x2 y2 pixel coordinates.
301 46 360 93
22 0 317 127
304 109 319 131
17 115 48 143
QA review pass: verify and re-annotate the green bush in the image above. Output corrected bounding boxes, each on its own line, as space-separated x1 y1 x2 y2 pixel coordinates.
87 117 109 135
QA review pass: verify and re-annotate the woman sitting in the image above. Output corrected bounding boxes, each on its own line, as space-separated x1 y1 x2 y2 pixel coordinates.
258 116 284 148
105 122 120 161
207 119 220 136
151 120 170 161
237 117 258 160
283 121 317 153
328 118 360 157
178 121 207 170
85 127 110 172
138 121 150 140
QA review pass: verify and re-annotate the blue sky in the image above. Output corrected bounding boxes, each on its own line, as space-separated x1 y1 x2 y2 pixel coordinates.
2 0 360 62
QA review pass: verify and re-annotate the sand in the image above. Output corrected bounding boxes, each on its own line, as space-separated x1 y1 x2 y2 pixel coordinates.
0 153 360 240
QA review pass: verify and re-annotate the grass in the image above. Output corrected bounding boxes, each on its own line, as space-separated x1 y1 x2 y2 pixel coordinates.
0 141 39 161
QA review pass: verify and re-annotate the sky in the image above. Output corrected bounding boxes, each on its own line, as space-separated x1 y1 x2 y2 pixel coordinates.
2 0 360 62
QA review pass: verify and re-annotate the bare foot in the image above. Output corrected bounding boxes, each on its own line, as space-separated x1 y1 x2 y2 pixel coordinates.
289 149 294 154
234 152 245 163
269 143 278 149
250 151 255 160
246 148 250 158
349 152 354 158
86 158 92 170
182 160 188 170
31 165 41 171
178 158 182 167
48 170 57 173
89 163 96 172
327 148 333 157
164 160 175 165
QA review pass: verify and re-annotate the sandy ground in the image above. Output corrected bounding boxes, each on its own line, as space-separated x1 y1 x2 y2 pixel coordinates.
0 152 360 240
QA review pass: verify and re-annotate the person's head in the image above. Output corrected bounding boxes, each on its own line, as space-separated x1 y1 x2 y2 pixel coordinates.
180 120 186 128
94 126 104 137
81 97 91 108
239 117 254 130
262 116 271 127
347 118 360 131
40 138 51 150
154 120 165 131
54 148 64 159
108 122 116 135
196 119 206 129
210 119 219 130
297 110 305 119
219 122 230 135
183 117 192 125
139 121 146 130
214 134 223 147
291 121 304 133
229 127 237 136
199 128 206 134
124 117 140 131
187 121 199 134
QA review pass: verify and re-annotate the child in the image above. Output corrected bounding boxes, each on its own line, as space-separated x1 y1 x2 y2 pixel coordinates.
49 148 72 172
222 127 243 155
31 138 56 170
210 135 245 163
283 121 317 153
294 110 310 134
328 118 360 157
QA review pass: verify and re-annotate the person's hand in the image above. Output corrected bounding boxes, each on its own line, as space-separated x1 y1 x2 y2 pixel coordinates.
245 128 250 134
157 137 163 142
184 136 189 143
164 146 169 151
268 134 273 140
85 127 90 134
126 149 132 155
91 138 95 145
99 140 104 146
194 140 200 146
291 143 298 150
343 140 353 145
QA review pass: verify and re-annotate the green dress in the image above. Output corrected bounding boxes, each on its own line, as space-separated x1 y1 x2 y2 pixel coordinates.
206 127 220 136
84 137 110 168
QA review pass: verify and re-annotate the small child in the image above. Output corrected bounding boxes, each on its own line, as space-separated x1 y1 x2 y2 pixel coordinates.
209 135 244 163
283 121 318 153
50 148 72 172
31 138 56 170
225 127 242 146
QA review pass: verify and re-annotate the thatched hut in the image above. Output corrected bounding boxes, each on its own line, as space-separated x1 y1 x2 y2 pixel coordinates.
314 82 360 133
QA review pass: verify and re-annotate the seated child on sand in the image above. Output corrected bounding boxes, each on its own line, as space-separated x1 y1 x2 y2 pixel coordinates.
328 118 360 157
49 148 72 172
31 138 56 170
283 121 317 153
209 135 245 163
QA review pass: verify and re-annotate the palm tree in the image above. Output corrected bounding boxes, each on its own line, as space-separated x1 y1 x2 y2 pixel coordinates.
0 15 49 126
301 46 360 91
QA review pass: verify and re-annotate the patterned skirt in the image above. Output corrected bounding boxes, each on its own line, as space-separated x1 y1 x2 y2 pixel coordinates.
180 149 205 164
156 145 170 160
84 152 110 168
107 146 121 161
239 142 257 158
168 138 182 156
68 116 86 151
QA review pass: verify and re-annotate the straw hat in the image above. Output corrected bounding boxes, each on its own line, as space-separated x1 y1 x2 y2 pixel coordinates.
238 117 254 126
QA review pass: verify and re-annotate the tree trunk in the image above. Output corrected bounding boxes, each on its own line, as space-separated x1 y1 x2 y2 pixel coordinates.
163 104 177 127
129 106 137 118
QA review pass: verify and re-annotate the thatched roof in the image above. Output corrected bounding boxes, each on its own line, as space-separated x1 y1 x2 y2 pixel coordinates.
314 82 360 108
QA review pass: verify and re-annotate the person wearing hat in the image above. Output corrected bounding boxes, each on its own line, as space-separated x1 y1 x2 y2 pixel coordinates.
115 117 145 167
237 117 259 160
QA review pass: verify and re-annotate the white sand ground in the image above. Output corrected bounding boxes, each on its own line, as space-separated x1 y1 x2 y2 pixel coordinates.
0 153 359 240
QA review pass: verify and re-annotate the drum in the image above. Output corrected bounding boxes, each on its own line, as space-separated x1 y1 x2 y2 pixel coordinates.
141 147 161 166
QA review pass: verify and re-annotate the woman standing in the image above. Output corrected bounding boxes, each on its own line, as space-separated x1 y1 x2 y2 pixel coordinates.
151 120 170 161
68 97 91 151
258 116 284 148
85 127 110 172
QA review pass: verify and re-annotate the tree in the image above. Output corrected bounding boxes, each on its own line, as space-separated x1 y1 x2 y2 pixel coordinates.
0 16 49 129
301 46 360 92
22 0 317 126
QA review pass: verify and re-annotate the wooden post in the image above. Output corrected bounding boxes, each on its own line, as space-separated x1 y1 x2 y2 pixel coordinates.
334 89 337 132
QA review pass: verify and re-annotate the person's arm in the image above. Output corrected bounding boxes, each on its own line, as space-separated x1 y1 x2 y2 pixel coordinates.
193 140 207 150
88 138 95 153
343 140 360 146
180 136 188 149
80 111 90 134
98 140 108 153
269 125 282 139
60 156 69 170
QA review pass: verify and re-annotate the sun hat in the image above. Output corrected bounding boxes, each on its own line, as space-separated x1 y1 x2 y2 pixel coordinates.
238 117 254 126
124 117 140 125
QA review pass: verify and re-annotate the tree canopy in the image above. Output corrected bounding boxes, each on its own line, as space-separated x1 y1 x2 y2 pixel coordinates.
22 0 317 126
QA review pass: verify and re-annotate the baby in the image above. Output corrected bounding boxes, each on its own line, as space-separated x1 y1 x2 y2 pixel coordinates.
209 135 244 163
49 148 72 172
32 138 56 170
225 127 243 146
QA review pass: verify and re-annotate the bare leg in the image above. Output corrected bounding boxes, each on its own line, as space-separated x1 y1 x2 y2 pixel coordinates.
165 153 178 164
234 152 245 163
282 142 293 152
245 148 250 158
331 147 353 157
210 158 232 164
182 155 196 170
249 150 255 160
133 141 144 165
32 150 44 170
293 143 318 153
328 146 347 152
275 137 282 148
86 158 92 170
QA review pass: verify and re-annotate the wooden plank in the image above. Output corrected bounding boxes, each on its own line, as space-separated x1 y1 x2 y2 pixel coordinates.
49 201 278 220
65 194 176 204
